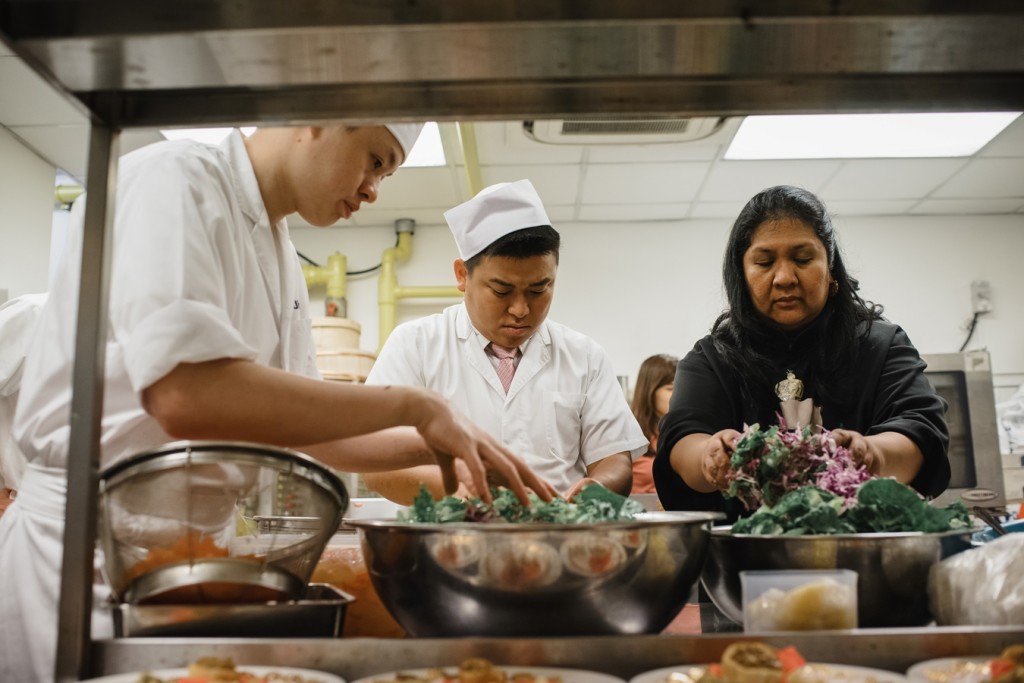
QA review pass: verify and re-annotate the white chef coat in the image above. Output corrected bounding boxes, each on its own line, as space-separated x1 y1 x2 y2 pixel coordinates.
0 130 318 682
366 303 647 494
0 293 48 491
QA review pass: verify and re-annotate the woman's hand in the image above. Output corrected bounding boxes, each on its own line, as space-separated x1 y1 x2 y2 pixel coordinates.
413 390 557 505
831 428 886 475
701 428 742 490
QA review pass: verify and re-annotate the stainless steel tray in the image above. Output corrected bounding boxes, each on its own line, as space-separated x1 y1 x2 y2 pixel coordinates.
110 583 352 638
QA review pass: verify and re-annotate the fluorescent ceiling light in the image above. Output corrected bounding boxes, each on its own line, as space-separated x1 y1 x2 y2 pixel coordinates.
402 122 446 167
159 122 446 167
724 112 1021 160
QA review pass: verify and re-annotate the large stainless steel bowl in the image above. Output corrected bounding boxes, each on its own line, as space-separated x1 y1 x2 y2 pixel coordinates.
702 526 974 628
347 511 722 637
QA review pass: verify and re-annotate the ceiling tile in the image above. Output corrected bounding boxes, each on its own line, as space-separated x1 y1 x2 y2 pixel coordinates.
367 167 460 210
587 142 722 163
688 201 747 219
826 200 916 216
820 160 966 200
544 205 577 223
0 56 87 126
473 122 584 165
931 158 1024 198
10 124 87 179
577 203 690 222
481 165 582 206
698 160 841 202
581 162 708 204
909 198 1024 215
978 115 1024 157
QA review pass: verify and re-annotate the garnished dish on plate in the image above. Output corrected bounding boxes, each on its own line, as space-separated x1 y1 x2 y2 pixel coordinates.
351 658 625 683
82 657 345 683
906 645 1024 682
628 643 908 683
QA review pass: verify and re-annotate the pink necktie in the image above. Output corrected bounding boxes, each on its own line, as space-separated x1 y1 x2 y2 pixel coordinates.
488 343 518 393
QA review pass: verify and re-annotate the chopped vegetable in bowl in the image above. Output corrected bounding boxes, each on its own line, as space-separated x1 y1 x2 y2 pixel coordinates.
398 484 645 524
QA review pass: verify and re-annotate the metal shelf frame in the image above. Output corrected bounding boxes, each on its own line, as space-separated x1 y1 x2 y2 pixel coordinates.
2 2 1024 680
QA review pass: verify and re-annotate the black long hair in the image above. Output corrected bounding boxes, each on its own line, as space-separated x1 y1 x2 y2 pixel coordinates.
711 185 884 405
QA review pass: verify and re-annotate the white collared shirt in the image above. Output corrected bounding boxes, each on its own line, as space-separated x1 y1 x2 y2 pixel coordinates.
367 303 647 494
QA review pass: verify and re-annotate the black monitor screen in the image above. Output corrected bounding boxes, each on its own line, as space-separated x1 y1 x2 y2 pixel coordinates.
925 370 977 489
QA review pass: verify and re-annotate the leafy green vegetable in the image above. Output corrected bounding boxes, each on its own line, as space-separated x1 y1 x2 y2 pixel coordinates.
732 478 971 535
398 483 645 524
725 422 871 510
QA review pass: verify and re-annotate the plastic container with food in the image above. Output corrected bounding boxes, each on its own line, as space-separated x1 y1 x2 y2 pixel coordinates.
742 569 858 632
311 531 406 637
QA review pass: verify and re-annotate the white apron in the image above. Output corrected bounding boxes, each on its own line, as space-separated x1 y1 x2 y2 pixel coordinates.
0 463 111 682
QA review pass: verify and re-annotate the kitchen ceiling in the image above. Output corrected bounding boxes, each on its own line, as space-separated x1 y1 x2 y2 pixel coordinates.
2 12 1023 227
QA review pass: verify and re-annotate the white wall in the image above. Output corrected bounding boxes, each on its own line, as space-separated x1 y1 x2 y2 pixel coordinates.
0 127 55 298
293 213 1024 389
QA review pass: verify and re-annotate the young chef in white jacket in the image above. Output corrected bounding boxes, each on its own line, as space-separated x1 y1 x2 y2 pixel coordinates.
0 127 554 682
364 179 648 502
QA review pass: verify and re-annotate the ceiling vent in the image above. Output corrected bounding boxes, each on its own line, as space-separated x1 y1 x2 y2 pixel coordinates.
523 116 726 145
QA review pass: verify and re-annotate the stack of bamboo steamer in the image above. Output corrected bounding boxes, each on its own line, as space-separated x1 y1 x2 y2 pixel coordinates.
311 317 376 383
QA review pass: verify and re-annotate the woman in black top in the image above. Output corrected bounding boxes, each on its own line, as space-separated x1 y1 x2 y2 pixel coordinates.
653 186 950 519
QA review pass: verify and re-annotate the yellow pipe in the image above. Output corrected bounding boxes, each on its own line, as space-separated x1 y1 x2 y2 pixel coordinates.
395 285 460 299
302 251 348 317
378 230 462 350
456 122 484 196
378 232 413 348
55 185 84 205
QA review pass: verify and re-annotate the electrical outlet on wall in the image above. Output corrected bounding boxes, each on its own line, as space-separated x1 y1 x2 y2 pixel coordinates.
971 280 993 314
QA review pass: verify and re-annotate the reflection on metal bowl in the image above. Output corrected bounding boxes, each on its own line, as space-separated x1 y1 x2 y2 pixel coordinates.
701 527 973 628
348 511 721 637
560 534 627 577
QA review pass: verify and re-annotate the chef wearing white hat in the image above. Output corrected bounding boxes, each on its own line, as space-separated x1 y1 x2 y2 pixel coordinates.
365 179 648 501
0 128 553 682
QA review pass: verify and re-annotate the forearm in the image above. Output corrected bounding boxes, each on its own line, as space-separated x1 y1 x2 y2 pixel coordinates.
142 358 432 447
866 431 924 484
585 452 633 495
362 466 447 505
669 433 717 493
304 428 433 474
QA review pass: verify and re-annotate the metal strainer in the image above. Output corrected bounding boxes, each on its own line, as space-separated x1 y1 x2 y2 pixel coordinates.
99 441 348 605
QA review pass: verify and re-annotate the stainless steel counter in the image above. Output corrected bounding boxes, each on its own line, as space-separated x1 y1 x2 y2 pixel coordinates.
92 628 1024 679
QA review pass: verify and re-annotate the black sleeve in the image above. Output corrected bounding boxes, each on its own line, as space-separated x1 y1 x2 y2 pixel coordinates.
865 325 951 497
653 339 745 520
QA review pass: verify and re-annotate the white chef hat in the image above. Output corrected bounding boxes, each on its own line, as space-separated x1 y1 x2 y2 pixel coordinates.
384 123 426 161
444 179 552 260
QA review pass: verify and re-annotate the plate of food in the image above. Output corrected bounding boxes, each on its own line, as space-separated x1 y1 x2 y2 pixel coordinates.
630 663 907 683
629 643 908 683
82 656 345 683
350 658 625 683
906 654 1018 683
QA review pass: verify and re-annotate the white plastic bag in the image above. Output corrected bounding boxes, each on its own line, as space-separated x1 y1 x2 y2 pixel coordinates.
928 534 1024 625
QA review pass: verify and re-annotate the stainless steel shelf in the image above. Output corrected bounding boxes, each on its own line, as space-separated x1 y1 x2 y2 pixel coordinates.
3 1 1024 126
2 2 1023 680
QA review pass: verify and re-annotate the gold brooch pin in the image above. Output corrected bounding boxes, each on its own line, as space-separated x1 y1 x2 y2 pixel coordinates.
775 370 804 401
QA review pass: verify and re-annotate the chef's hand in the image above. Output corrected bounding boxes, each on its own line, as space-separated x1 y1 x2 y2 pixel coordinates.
563 477 602 502
831 429 885 475
701 429 742 490
414 391 557 505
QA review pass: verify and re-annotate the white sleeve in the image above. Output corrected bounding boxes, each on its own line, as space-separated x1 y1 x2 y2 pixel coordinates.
579 343 649 465
109 153 258 392
365 322 427 387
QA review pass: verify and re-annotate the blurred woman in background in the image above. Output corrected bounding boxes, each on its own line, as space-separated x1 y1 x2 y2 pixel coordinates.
630 353 679 494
